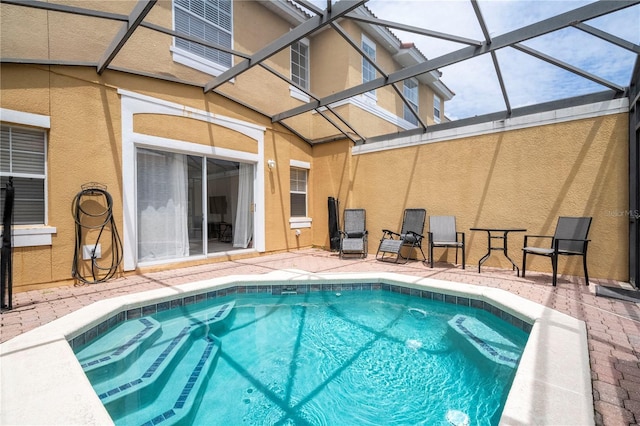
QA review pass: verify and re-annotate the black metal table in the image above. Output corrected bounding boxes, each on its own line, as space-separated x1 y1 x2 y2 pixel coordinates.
470 228 527 276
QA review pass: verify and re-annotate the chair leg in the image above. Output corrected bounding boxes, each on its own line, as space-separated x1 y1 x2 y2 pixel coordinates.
522 252 527 278
429 244 434 268
461 245 465 269
583 255 589 286
551 255 558 286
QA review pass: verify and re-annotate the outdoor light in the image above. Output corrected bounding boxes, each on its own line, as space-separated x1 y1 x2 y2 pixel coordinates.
267 159 276 169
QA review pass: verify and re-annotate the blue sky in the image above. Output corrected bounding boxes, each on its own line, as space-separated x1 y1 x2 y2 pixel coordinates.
311 0 640 120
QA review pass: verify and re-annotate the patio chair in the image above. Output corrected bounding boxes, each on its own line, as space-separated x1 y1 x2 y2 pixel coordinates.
522 216 592 286
428 216 465 269
339 208 368 259
376 208 427 263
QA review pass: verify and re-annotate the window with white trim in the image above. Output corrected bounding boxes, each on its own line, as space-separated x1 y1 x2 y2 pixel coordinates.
0 124 46 225
362 35 376 99
434 95 441 123
290 168 307 217
173 0 233 69
291 39 309 90
403 79 419 126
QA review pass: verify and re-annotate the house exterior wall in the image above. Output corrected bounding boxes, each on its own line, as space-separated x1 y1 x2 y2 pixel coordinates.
0 62 631 290
0 1 630 292
0 63 315 291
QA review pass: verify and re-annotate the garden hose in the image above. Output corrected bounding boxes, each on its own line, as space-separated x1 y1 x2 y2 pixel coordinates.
71 183 123 284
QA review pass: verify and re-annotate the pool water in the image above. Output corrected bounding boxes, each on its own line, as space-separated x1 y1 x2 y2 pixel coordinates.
74 290 529 426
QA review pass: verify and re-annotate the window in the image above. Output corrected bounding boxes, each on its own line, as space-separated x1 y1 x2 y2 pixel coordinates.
434 95 441 123
173 0 233 69
403 79 419 126
362 35 376 98
0 125 46 225
291 39 309 90
290 168 307 217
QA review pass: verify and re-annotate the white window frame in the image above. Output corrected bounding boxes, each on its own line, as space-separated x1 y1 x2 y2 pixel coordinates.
362 34 377 101
291 38 309 91
289 160 311 229
171 0 233 77
0 108 55 247
434 95 442 123
403 79 419 126
119 89 266 271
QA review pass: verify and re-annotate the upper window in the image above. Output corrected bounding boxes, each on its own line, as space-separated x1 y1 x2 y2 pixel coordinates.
403 79 419 126
434 95 441 123
0 125 46 225
362 35 376 99
290 168 307 217
173 0 233 69
291 39 309 90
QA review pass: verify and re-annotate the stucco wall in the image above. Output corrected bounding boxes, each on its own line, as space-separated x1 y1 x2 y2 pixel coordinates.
0 64 314 291
318 112 629 282
0 62 631 291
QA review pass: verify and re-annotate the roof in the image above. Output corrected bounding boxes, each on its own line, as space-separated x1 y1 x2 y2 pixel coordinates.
1 0 638 145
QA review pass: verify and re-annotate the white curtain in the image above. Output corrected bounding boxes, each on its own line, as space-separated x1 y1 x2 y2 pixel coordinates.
137 149 189 261
233 163 254 248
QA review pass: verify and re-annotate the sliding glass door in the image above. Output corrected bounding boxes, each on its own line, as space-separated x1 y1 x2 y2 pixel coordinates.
137 148 254 263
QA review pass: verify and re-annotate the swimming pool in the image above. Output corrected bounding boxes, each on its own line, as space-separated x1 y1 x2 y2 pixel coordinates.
0 270 595 425
73 289 529 425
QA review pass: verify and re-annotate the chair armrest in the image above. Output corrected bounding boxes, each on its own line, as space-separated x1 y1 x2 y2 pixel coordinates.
408 231 424 240
524 234 553 246
553 238 591 253
382 229 400 238
457 231 465 244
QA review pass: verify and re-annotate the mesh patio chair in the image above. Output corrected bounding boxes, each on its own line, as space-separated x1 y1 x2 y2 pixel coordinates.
339 209 368 259
522 216 592 286
376 208 427 263
428 216 465 269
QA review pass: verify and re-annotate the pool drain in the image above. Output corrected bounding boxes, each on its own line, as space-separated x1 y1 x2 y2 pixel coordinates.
446 409 470 426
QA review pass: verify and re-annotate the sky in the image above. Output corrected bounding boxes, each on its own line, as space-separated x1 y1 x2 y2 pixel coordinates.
310 0 640 120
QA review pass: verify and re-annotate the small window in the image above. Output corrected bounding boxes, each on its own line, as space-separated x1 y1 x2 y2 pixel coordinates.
290 168 307 217
434 95 441 123
291 39 309 90
362 35 376 98
0 125 46 225
403 79 419 126
173 0 233 68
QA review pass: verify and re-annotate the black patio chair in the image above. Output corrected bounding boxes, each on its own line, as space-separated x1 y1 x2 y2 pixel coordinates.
522 216 592 286
339 208 368 259
376 208 427 263
428 215 465 269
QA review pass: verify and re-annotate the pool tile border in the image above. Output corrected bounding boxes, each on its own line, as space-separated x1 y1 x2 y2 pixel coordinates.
70 281 532 350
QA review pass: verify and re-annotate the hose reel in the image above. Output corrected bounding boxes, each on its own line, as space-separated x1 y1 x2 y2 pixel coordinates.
71 183 123 284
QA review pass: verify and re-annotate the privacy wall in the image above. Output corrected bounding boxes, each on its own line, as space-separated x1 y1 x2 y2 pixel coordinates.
313 110 629 282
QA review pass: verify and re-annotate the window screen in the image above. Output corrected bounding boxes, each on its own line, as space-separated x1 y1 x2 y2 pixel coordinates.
174 0 233 68
290 168 307 217
291 40 309 90
403 79 419 126
0 125 46 225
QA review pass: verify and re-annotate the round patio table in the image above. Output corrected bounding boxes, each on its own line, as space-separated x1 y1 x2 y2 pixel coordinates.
470 228 527 276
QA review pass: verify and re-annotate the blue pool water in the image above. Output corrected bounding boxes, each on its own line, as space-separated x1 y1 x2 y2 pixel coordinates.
74 289 529 426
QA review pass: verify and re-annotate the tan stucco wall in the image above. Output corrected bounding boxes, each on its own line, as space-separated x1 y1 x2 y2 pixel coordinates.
314 113 629 282
0 63 314 291
0 63 630 291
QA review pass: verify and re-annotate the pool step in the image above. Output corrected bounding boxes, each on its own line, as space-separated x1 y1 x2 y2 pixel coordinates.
77 318 163 384
447 314 521 368
110 329 221 425
77 302 235 424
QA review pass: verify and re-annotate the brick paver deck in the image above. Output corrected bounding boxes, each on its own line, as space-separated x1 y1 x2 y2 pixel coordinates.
1 249 639 425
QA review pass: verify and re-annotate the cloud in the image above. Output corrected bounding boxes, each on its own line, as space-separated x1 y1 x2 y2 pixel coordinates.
309 0 638 120
363 0 639 119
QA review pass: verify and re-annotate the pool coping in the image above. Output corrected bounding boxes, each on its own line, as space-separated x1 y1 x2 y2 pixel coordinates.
0 270 594 425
